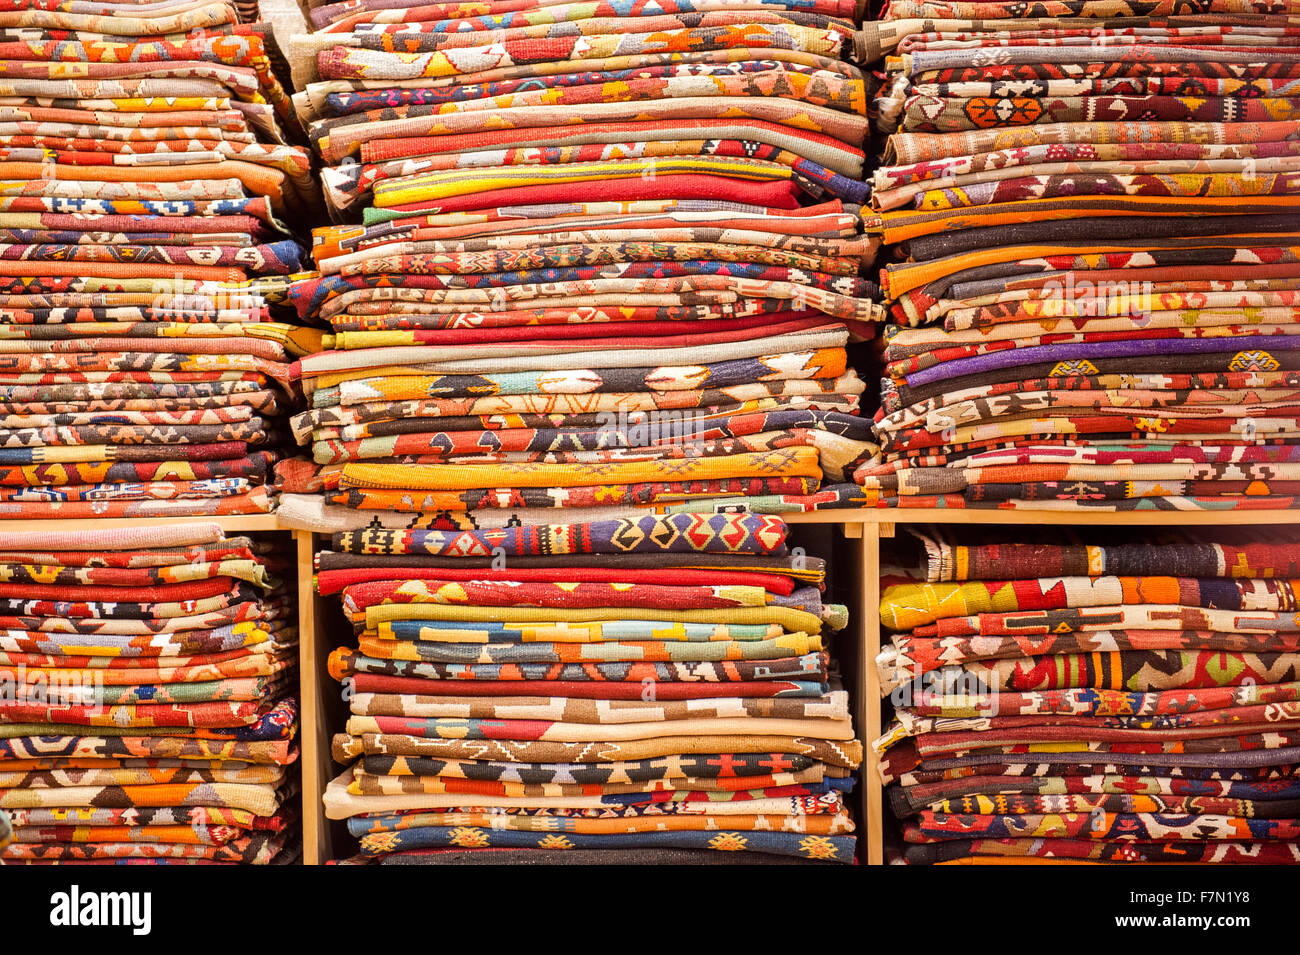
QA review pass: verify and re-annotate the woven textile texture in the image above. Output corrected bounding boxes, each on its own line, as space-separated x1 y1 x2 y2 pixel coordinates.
273 0 881 531
853 0 1300 512
0 0 323 518
318 513 864 863
0 523 299 865
877 524 1300 866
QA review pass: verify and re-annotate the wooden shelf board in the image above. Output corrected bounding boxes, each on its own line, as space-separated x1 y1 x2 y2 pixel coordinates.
2 508 1294 533
0 510 1275 532
852 509 1300 526
0 515 282 532
708 510 1300 527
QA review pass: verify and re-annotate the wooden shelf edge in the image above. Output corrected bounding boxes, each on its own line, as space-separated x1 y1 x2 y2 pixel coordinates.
848 509 1300 525
0 514 283 532
4 508 1296 533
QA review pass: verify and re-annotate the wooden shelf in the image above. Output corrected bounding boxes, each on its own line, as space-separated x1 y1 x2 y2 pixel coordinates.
0 515 282 533
7 505 1294 865
848 509 1300 526
848 509 1300 866
8 510 1299 534
706 509 1300 528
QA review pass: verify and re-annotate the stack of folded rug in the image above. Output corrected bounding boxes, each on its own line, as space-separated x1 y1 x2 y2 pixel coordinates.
853 0 1300 510
0 0 323 519
0 523 300 864
274 0 884 532
318 513 863 864
876 524 1300 865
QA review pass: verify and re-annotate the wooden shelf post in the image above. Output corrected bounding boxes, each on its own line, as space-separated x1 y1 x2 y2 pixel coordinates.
859 524 884 866
295 530 332 865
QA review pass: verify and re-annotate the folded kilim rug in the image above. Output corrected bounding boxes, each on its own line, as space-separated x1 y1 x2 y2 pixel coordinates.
853 0 1300 511
0 0 323 518
878 524 1300 865
318 512 863 863
272 0 881 531
0 523 300 865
